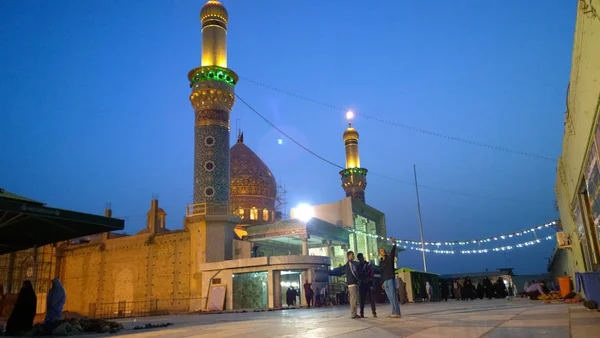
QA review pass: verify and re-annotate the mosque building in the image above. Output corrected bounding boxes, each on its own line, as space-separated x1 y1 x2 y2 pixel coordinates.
0 0 392 316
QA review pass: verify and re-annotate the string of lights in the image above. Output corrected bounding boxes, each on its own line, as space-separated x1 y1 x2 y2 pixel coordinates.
348 220 557 247
234 93 547 205
396 235 555 255
240 77 557 162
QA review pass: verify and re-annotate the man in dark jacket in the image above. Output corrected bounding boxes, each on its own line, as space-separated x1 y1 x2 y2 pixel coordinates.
345 250 360 318
379 238 401 318
357 253 377 318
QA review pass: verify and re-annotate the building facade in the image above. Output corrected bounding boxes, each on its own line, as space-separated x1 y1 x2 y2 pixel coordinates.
555 0 600 277
0 0 394 318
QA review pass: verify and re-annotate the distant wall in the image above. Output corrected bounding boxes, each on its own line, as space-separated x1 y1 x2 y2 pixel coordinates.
60 230 191 316
310 198 353 227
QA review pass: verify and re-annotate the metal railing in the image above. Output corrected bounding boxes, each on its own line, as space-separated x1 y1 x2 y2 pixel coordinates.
89 298 204 319
186 202 235 217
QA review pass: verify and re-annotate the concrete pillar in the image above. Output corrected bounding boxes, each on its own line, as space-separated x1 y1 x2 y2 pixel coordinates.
301 236 308 256
300 270 308 306
271 270 280 308
205 214 240 262
323 240 332 257
103 207 112 240
147 199 160 234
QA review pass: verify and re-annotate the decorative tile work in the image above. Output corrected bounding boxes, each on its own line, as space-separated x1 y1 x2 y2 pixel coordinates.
194 122 231 203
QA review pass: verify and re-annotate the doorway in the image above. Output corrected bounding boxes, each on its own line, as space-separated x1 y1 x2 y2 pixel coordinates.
280 270 302 306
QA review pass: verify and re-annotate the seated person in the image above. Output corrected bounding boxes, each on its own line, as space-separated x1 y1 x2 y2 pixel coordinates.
525 281 546 300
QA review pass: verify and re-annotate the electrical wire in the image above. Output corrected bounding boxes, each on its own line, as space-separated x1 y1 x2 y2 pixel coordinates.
240 77 558 162
235 94 344 170
234 93 548 205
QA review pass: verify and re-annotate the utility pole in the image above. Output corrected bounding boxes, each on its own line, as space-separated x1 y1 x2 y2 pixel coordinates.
413 165 427 272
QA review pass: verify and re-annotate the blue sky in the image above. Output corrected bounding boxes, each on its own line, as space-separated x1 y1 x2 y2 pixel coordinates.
0 0 576 274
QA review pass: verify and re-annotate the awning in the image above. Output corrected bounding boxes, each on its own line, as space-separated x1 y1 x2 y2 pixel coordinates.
0 194 125 254
245 218 351 245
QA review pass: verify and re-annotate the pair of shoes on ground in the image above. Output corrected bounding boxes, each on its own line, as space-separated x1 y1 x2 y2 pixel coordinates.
354 314 398 319
357 313 377 318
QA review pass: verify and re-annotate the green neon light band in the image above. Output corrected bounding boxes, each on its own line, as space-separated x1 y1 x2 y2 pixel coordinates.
343 169 366 177
189 66 237 87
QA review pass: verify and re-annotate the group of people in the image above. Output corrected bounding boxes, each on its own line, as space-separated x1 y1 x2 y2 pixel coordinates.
2 279 66 336
285 282 329 308
345 238 401 319
448 277 511 301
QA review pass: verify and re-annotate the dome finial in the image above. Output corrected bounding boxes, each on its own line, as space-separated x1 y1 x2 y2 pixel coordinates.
346 110 355 127
237 130 244 143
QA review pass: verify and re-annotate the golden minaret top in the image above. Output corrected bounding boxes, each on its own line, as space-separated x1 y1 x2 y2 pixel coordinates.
200 0 228 68
343 111 360 169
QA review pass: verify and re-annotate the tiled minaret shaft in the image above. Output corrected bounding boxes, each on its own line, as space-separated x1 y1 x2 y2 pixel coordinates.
188 1 238 205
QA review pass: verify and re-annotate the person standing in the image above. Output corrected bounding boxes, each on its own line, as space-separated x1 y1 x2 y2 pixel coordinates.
357 253 377 318
45 279 66 324
397 276 408 304
453 280 461 300
379 238 401 318
303 281 314 308
483 277 494 300
345 251 360 319
440 280 449 302
286 287 295 307
426 282 433 302
5 281 37 336
319 284 329 306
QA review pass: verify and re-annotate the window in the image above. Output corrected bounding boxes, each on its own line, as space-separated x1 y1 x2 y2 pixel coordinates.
204 136 215 146
250 207 258 220
262 208 269 221
238 208 245 219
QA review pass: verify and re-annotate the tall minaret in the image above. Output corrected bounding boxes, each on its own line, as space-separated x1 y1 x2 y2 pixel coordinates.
339 111 368 202
188 0 237 204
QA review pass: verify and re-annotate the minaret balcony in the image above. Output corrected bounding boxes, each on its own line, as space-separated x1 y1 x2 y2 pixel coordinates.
188 65 238 88
186 202 236 217
340 168 368 177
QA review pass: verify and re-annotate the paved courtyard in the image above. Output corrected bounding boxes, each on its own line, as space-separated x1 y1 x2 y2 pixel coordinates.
98 299 599 338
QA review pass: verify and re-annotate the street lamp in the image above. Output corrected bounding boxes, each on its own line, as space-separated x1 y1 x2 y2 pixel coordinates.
295 203 314 223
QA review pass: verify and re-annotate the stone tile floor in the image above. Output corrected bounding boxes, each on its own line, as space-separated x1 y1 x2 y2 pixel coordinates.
92 299 599 337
